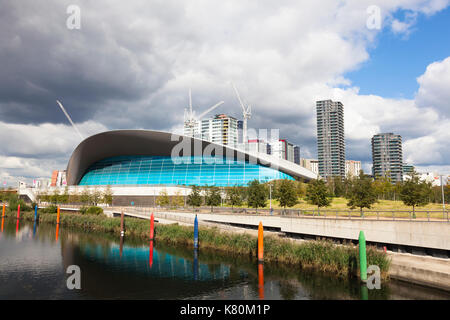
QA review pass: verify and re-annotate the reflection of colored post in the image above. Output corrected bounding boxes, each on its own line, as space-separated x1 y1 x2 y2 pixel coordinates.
194 215 199 249
2 204 5 218
361 284 369 300
149 240 154 268
16 204 21 220
1 216 4 232
359 231 367 282
150 213 154 240
56 206 60 225
258 262 264 300
120 211 125 237
258 222 264 262
193 249 199 281
119 235 124 258
34 205 38 222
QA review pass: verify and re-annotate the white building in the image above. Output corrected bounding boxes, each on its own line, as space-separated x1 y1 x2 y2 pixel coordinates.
346 160 362 178
404 172 449 187
271 139 295 162
184 114 238 148
300 158 319 177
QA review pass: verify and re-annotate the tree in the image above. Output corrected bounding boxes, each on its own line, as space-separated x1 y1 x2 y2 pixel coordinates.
51 188 60 205
226 186 243 208
275 179 298 211
187 185 203 208
346 171 378 216
204 186 221 212
60 186 69 204
80 186 91 206
400 172 432 218
91 188 102 206
172 191 185 208
305 179 331 214
102 185 113 206
247 180 267 212
156 189 170 207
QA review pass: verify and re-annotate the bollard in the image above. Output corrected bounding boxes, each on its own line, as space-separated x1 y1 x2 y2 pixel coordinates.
56 206 61 225
359 230 367 283
120 211 125 237
55 224 59 242
150 213 154 240
34 205 38 222
2 204 5 218
258 222 264 262
194 215 199 249
17 204 21 220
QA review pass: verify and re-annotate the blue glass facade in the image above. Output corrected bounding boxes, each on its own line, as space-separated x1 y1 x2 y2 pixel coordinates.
78 155 294 187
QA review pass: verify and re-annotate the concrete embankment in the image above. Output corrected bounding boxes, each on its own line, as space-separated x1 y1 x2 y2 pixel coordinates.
388 252 450 292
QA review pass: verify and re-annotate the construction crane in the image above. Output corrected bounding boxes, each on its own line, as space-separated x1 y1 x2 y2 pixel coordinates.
184 89 224 137
231 83 252 147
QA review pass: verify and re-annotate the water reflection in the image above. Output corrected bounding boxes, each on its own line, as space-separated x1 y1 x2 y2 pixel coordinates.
0 219 449 300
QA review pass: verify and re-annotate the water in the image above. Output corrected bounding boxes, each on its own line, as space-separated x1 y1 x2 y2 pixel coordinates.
0 218 449 300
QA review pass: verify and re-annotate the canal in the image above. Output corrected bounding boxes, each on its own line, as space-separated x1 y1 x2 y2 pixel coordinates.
0 219 449 300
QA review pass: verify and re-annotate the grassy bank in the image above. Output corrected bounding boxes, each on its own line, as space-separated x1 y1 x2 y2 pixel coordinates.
13 211 390 279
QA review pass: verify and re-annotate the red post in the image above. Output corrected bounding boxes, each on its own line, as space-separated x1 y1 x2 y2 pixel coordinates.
56 206 61 224
150 213 154 240
2 204 5 218
16 204 20 220
258 222 264 262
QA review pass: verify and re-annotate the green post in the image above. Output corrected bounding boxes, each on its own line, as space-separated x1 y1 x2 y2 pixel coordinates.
359 230 367 282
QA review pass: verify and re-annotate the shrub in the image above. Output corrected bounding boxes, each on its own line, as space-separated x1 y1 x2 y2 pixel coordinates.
41 205 58 214
80 206 103 215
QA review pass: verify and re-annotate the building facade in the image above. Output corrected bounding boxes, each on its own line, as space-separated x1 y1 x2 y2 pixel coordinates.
371 133 403 184
184 114 239 148
316 100 345 180
345 160 362 178
271 139 295 162
300 158 319 177
294 146 300 165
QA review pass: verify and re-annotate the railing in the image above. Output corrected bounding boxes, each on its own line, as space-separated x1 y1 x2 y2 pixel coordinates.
35 202 449 222
110 205 450 222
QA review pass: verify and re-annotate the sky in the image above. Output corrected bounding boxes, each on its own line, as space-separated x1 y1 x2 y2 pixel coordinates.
0 0 449 186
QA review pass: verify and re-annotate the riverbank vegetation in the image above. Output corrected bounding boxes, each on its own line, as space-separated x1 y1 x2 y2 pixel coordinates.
9 210 390 279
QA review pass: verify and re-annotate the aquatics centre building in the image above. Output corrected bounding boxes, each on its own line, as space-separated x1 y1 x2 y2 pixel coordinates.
66 129 317 189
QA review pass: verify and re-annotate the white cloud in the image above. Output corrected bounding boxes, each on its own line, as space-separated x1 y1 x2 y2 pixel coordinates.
1 0 450 184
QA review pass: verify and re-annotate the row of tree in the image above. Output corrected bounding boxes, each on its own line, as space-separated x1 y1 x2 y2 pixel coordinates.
36 186 114 206
307 171 446 216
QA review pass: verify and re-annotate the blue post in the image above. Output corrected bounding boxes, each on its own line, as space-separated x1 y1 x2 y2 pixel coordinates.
33 205 38 237
193 249 198 281
34 205 38 222
194 215 199 249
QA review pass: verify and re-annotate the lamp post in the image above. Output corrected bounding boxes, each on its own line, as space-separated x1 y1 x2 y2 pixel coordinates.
269 183 273 215
441 175 446 215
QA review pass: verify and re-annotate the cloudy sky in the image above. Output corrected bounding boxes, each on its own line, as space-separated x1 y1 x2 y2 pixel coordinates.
1 0 450 185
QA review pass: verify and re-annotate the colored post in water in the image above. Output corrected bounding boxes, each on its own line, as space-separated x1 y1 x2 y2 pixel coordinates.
2 204 5 218
194 215 199 249
150 213 154 240
56 206 61 224
34 205 38 222
16 204 21 220
258 222 264 262
359 230 367 282
120 211 125 237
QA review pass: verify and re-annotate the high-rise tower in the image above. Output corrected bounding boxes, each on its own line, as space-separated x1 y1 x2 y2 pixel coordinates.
371 133 403 184
316 100 345 180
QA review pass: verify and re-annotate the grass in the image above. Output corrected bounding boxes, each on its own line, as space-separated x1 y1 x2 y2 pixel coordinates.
10 210 391 280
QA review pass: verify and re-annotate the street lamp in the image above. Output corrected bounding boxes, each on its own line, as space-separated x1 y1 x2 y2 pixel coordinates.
269 183 273 215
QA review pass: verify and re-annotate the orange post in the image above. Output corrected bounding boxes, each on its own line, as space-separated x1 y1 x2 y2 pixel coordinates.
1 217 4 232
149 240 154 268
258 222 264 262
150 213 154 240
55 224 59 242
56 206 60 224
16 204 21 220
2 204 5 218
